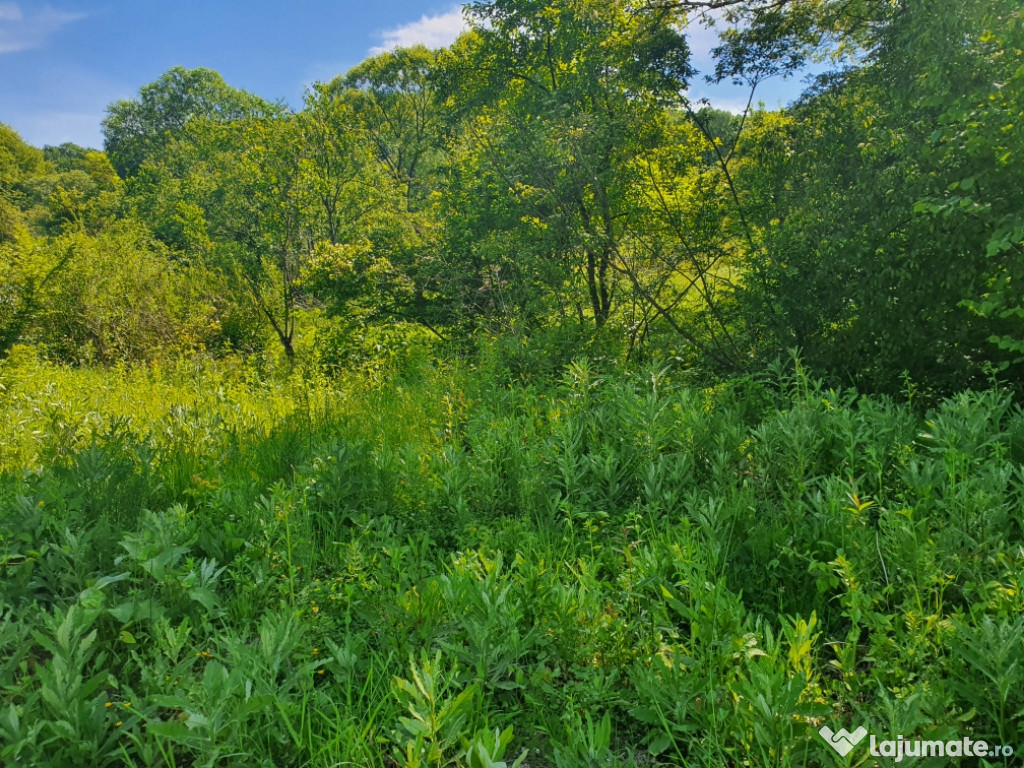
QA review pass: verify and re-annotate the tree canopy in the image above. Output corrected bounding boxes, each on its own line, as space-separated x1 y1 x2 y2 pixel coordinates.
0 0 1020 393
102 66 278 177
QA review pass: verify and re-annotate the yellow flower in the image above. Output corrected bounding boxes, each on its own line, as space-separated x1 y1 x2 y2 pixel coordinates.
115 721 123 727
105 701 113 708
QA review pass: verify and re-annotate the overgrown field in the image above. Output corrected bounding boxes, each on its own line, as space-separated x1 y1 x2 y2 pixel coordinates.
1 348 1023 767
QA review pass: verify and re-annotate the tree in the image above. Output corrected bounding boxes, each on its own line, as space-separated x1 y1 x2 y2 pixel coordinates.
301 84 384 247
190 115 313 360
911 0 1024 371
335 46 444 211
43 151 123 234
0 232 76 357
1 123 47 242
434 0 697 336
0 126 70 355
102 66 278 178
43 143 94 172
309 53 452 337
735 0 1024 392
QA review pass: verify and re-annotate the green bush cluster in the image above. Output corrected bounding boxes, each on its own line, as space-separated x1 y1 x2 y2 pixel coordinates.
1 352 1021 766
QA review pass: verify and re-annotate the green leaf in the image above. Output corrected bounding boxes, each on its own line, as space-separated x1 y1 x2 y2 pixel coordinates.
648 731 673 755
92 572 131 590
108 602 134 623
986 239 1011 257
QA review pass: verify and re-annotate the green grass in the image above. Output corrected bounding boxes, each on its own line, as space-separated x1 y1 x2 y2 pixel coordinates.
1 346 1022 767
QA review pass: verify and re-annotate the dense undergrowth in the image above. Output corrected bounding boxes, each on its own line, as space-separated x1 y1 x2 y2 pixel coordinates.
1 347 1023 767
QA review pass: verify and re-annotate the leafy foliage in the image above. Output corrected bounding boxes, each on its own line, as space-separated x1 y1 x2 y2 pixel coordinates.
3 1 1024 763
1 353 1023 765
102 66 278 178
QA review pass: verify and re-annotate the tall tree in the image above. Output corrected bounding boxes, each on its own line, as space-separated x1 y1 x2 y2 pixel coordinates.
197 115 313 360
436 0 696 334
102 67 278 178
307 53 451 336
735 0 1024 391
1 123 47 242
335 46 444 211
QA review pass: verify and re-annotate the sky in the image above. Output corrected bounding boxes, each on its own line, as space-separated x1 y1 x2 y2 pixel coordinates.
0 1 818 150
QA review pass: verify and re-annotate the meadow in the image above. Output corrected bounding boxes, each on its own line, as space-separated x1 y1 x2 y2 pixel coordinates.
2 344 1022 767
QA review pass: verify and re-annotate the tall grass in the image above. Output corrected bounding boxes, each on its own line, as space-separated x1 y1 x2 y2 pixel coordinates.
1 345 1022 766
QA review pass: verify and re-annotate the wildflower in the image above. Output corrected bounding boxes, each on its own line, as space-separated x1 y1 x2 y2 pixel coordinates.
105 701 113 708
115 721 123 727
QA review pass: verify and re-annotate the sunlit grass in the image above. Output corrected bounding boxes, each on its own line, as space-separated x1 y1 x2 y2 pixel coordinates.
1 348 1022 767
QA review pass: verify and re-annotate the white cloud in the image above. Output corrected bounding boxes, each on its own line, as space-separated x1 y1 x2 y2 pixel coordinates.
370 7 467 55
678 6 735 77
685 17 723 70
0 3 85 54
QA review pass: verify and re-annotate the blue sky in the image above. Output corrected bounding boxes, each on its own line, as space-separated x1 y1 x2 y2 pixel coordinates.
0 1 816 150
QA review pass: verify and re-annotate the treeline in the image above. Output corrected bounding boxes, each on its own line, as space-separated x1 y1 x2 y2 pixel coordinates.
2 0 1022 393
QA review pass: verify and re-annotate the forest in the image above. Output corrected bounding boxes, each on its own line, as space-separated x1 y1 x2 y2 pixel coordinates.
1 0 1023 765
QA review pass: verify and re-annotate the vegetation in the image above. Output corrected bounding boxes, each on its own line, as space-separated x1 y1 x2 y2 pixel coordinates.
2 350 1023 766
1 0 1023 765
